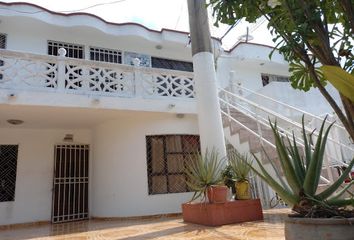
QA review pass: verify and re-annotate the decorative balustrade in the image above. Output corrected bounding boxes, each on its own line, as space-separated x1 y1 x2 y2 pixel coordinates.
0 49 195 99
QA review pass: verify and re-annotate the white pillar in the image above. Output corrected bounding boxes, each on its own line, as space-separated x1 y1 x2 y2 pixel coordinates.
193 52 226 157
188 0 226 157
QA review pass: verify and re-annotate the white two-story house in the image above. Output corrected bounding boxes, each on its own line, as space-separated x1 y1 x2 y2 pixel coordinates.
1 1 351 227
0 1 224 225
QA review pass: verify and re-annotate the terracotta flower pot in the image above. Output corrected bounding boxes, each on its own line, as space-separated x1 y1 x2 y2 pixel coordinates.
235 180 250 200
207 185 228 203
285 217 354 240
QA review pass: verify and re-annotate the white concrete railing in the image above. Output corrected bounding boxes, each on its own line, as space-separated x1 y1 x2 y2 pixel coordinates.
0 49 195 99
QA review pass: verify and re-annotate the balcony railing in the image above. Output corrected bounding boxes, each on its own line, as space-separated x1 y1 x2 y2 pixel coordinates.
0 49 195 99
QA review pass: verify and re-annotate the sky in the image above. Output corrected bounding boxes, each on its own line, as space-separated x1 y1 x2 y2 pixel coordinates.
1 0 275 50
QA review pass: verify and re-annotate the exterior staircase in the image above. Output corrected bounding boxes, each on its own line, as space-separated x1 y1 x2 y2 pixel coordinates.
222 108 281 170
218 85 354 209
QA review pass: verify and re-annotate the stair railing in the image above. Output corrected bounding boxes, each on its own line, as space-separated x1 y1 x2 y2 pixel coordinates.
230 82 348 134
231 82 353 162
219 87 354 165
219 87 354 186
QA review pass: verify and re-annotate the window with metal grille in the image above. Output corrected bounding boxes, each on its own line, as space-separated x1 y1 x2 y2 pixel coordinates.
0 34 6 81
151 57 193 72
261 73 289 86
0 145 19 202
0 33 6 49
90 47 122 64
47 40 84 58
146 135 200 195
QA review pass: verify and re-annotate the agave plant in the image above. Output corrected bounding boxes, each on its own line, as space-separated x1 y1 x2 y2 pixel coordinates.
228 149 253 200
185 148 225 201
228 149 252 182
250 117 354 216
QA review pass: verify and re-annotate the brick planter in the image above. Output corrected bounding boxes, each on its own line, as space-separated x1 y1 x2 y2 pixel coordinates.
182 199 263 226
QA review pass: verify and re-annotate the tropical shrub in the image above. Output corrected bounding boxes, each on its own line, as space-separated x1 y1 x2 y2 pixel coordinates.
185 148 225 201
250 117 354 217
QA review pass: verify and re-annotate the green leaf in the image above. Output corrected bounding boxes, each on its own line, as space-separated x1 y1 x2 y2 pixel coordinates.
250 154 299 206
289 61 325 91
286 134 305 185
261 146 290 191
326 198 354 208
321 65 354 102
270 121 301 194
316 158 354 200
302 116 312 169
328 181 354 200
303 116 332 196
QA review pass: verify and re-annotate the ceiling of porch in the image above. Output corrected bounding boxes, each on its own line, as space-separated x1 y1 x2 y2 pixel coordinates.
0 104 157 129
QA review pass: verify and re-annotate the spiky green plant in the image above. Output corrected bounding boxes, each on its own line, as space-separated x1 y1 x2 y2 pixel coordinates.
228 150 252 182
250 117 354 216
185 148 225 202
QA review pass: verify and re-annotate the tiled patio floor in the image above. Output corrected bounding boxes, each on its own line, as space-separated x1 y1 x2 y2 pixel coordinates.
0 209 290 240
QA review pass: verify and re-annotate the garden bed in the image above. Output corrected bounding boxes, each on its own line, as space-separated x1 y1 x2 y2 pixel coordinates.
182 199 263 226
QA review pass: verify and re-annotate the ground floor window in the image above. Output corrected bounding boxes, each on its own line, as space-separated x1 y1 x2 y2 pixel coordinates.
146 135 200 195
0 33 6 49
0 145 19 202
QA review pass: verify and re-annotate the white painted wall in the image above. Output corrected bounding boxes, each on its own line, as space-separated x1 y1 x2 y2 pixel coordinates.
0 128 91 226
92 112 198 217
249 82 341 117
217 56 290 90
216 43 341 116
0 16 192 62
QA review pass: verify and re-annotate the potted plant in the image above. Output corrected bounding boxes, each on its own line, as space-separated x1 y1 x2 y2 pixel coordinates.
182 148 263 226
250 117 354 240
221 164 236 199
185 148 227 203
228 150 252 200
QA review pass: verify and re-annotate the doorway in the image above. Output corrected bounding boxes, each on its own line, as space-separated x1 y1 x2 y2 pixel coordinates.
52 144 89 223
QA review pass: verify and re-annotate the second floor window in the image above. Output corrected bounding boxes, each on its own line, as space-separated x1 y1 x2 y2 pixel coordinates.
90 47 122 64
152 57 193 72
48 40 84 59
261 73 289 86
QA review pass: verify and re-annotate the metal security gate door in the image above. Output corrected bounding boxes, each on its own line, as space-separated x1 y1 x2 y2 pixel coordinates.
52 144 89 223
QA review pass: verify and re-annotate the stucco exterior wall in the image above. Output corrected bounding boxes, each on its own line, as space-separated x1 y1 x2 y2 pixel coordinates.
91 112 198 217
0 128 92 226
0 112 198 225
0 16 192 62
216 44 341 116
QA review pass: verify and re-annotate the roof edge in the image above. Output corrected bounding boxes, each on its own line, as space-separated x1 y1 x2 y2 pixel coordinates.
0 1 221 42
225 41 275 53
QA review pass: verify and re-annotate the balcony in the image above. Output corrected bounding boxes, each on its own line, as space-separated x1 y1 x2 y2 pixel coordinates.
0 49 196 113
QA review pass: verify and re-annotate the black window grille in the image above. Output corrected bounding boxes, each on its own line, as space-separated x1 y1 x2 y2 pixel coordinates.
48 40 84 58
146 135 200 195
0 34 6 49
261 73 289 86
90 47 122 64
0 145 19 202
0 33 6 80
151 57 193 72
